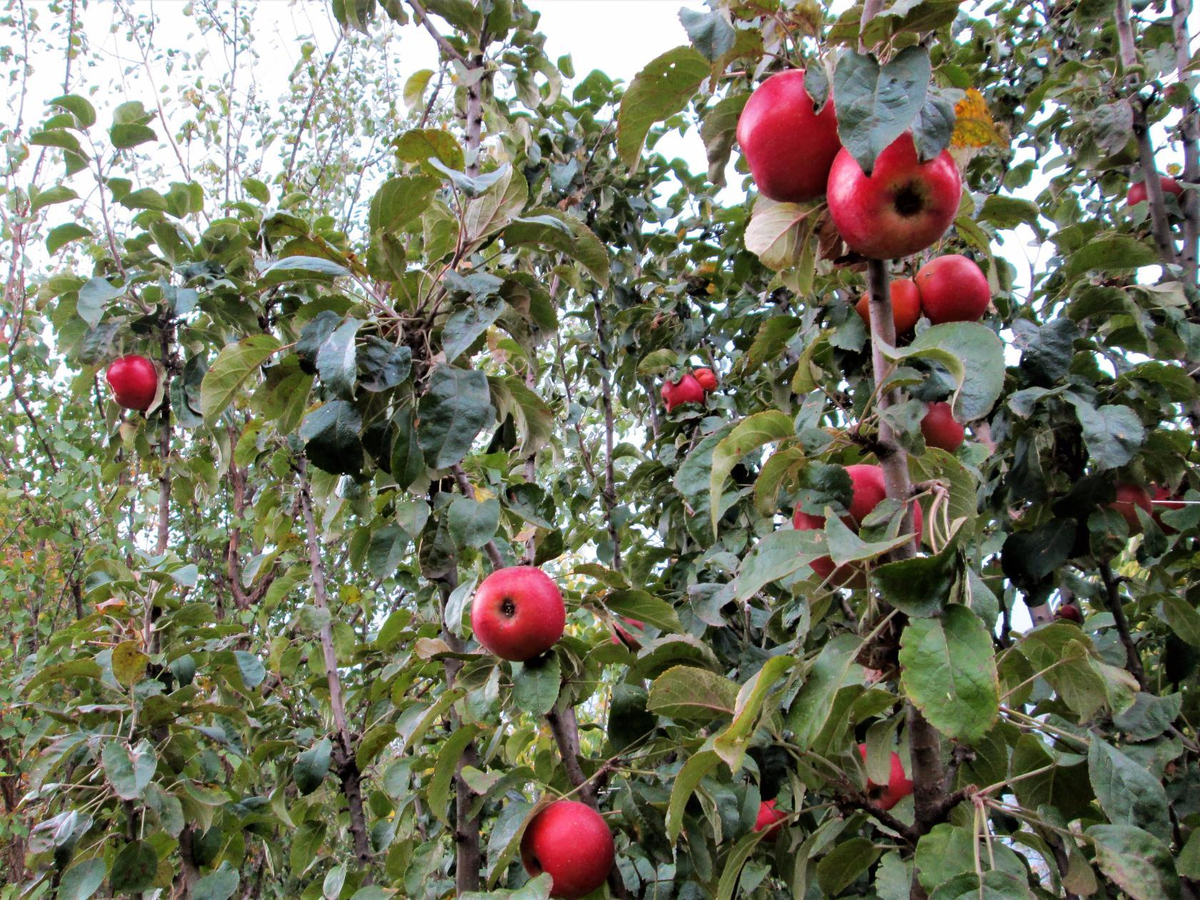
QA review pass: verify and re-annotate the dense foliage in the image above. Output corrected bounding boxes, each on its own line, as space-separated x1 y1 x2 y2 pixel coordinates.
3 0 1200 898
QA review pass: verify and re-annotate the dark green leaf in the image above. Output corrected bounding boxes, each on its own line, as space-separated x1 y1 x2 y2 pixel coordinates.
417 367 493 469
294 738 332 795
300 400 364 476
110 841 158 893
833 47 931 173
617 47 710 168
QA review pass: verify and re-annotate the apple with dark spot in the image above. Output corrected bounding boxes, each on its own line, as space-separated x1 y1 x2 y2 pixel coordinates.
471 566 565 662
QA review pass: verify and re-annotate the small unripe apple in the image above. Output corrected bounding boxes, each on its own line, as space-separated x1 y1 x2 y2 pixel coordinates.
470 566 565 662
661 374 706 412
737 69 842 203
105 354 159 411
610 617 644 647
753 798 788 840
914 255 991 324
826 133 961 260
920 402 965 453
858 744 913 811
1127 176 1184 207
1109 483 1153 533
521 800 615 899
855 278 922 336
692 367 719 393
1055 604 1083 623
1152 485 1185 534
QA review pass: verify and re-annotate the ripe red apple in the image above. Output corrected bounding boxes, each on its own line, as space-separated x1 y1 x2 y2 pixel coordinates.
826 133 962 260
105 354 159 411
1152 485 1185 534
858 744 913 811
793 464 922 583
1128 176 1184 207
753 798 788 840
737 69 842 203
471 566 566 662
610 617 644 647
1109 483 1153 533
661 374 706 412
1055 604 1083 623
692 367 719 393
914 255 991 324
521 800 615 900
855 277 922 336
920 402 965 453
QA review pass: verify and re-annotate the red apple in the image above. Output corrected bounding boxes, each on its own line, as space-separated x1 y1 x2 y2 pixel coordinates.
1152 485 1185 534
737 69 842 203
858 744 913 811
855 278 922 336
692 367 719 392
826 133 962 260
610 617 644 647
521 800 615 900
661 374 706 412
1055 604 1083 623
471 566 566 662
1109 483 1153 533
105 354 159 411
1128 176 1184 207
920 402 965 453
914 255 991 324
753 798 788 840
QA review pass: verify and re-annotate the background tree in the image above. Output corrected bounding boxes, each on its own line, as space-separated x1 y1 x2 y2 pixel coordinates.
3 0 1200 898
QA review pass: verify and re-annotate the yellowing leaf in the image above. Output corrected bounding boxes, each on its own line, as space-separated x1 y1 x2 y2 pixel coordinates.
950 88 1007 149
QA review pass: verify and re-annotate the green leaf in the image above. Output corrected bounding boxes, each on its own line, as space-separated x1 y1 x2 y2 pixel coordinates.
368 525 411 578
488 375 553 457
648 666 738 722
294 738 332 795
417 366 493 469
31 184 77 213
1088 740 1171 842
358 723 400 769
443 297 504 363
1067 397 1145 472
1086 824 1181 900
616 46 710 168
1065 233 1159 279
604 589 682 633
358 336 411 393
744 200 815 271
77 277 123 329
980 195 1041 231
403 69 434 108
299 400 363 476
201 335 280 423
913 86 957 162
234 650 266 688
666 749 722 843
715 829 770 900
679 8 735 62
512 655 561 716
390 408 426 489
714 654 794 770
110 841 158 892
368 175 440 233
50 93 97 127
502 210 610 288
23 659 101 694
1161 594 1200 646
316 318 361 397
700 92 749 187
817 837 881 897
833 47 931 173
710 411 794 534
59 858 106 900
448 497 501 548
111 640 149 686
429 724 480 826
898 605 999 742
898 322 1006 421
874 539 958 617
46 222 92 254
787 633 863 750
736 528 824 601
110 123 157 149
259 255 348 286
193 863 240 900
394 128 465 171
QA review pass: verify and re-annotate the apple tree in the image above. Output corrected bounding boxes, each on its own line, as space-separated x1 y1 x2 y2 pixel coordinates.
3 0 1200 898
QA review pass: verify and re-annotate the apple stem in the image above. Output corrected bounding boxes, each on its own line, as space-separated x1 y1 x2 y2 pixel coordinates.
298 459 374 874
1115 0 1180 270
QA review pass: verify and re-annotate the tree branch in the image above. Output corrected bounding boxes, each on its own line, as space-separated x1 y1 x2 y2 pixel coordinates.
1098 561 1148 690
593 301 622 572
1171 0 1199 285
406 0 465 63
298 460 373 873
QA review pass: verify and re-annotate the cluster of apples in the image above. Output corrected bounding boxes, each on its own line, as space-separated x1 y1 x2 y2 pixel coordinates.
1110 482 1186 534
853 254 991 334
469 567 615 898
104 354 160 412
661 366 718 412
